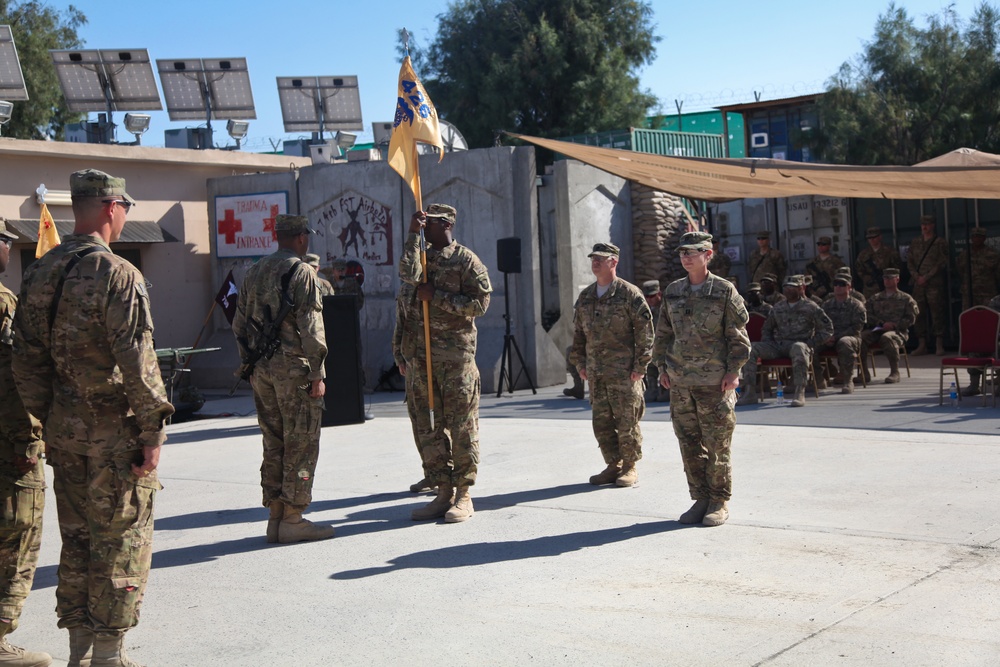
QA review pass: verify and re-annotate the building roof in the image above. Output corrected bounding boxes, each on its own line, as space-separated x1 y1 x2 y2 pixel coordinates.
715 93 823 114
5 218 178 244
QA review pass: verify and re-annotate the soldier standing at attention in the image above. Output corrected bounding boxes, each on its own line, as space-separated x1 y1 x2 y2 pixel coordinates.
303 253 335 296
748 232 787 285
707 238 731 277
324 257 365 310
907 215 949 356
653 232 750 527
570 243 654 488
0 220 51 667
233 214 333 544
399 204 491 523
641 281 668 403
806 236 845 300
855 227 902 300
12 170 174 667
860 268 919 385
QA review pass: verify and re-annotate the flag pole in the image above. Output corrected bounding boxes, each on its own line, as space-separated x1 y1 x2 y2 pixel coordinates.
412 136 436 431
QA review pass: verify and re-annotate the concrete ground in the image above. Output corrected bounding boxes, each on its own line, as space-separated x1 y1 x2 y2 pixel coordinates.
11 355 1000 666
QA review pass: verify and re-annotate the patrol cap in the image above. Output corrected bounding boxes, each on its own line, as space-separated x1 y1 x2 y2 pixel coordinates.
425 203 457 224
274 214 314 234
303 253 321 268
971 226 988 237
835 266 853 276
802 274 814 285
865 226 883 239
817 236 832 245
677 231 713 252
588 242 620 258
331 257 348 269
833 277 850 286
756 231 771 240
747 282 761 292
760 273 777 284
783 275 804 288
883 267 901 278
70 168 135 205
920 214 937 225
0 218 18 242
641 280 661 296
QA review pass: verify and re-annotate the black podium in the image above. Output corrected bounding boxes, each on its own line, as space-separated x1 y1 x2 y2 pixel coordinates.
321 294 365 427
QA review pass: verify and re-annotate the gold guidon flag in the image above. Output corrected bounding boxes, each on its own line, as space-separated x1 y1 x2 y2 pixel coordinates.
35 203 60 258
387 55 444 201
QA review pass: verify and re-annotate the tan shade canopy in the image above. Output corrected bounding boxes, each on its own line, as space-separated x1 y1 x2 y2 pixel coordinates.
512 134 1000 202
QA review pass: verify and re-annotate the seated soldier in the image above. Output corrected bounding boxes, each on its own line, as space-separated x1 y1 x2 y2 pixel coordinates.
737 276 833 407
859 268 919 384
817 275 867 393
760 273 785 306
831 266 866 304
743 282 772 317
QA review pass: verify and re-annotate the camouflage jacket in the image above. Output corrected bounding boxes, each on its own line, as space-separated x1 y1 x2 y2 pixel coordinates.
865 290 919 339
745 300 772 318
331 276 364 310
957 245 1000 306
398 234 491 363
748 248 787 284
807 254 845 298
234 248 327 381
762 291 786 306
821 296 867 339
855 245 902 297
316 276 336 297
392 282 414 367
654 273 750 387
707 252 732 278
907 235 949 287
570 277 654 382
762 298 834 347
0 283 45 487
12 234 173 456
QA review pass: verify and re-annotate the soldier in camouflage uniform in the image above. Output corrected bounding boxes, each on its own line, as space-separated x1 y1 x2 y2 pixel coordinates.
956 228 1000 395
855 226 902 300
399 204 491 523
322 257 365 310
806 236 845 300
0 220 52 667
818 275 867 393
759 274 785 306
653 232 750 527
641 281 668 403
303 253 335 297
748 232 787 285
707 238 731 278
737 275 833 407
234 215 333 545
12 170 174 667
743 283 772 317
570 243 653 488
860 268 919 384
833 267 866 304
907 215 949 356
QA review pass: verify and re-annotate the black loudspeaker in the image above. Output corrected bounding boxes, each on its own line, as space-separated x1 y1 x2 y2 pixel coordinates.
497 237 522 273
321 294 365 427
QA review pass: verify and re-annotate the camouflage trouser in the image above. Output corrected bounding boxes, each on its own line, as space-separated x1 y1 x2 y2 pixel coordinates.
590 376 644 465
814 336 861 379
251 363 324 510
50 448 158 634
861 330 906 363
912 282 947 338
670 385 736 501
405 356 480 488
743 341 812 387
0 482 43 627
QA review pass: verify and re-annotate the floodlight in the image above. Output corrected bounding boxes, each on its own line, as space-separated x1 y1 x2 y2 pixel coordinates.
0 100 11 122
123 112 151 144
276 75 362 138
334 130 356 151
372 121 392 147
226 119 249 150
0 26 28 102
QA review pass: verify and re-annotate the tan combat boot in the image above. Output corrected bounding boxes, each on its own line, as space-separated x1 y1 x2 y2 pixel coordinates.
266 500 284 544
444 486 474 523
67 627 93 667
615 462 638 487
412 484 454 521
0 635 51 667
735 384 758 406
588 462 620 485
885 358 901 384
679 499 709 524
702 500 729 527
935 336 945 356
841 359 856 394
790 386 806 407
961 374 982 397
910 339 928 356
278 505 335 543
409 478 435 493
91 633 142 667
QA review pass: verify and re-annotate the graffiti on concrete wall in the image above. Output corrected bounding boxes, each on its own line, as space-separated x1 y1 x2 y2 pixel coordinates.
314 191 393 266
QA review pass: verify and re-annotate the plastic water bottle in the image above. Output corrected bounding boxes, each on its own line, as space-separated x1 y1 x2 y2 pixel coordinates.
949 382 958 408
776 381 785 405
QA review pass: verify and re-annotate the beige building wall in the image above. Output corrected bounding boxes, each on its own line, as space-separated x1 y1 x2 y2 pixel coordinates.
0 138 309 354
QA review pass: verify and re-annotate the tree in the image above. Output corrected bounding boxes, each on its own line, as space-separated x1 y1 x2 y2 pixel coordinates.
1 1 86 140
418 0 659 149
812 2 1000 165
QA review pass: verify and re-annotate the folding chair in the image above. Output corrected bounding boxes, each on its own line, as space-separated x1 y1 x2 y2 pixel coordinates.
939 307 1000 406
758 356 821 400
819 348 866 388
867 337 911 379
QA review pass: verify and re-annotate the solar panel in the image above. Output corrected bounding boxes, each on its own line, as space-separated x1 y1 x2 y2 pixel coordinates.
158 58 256 121
0 25 28 101
276 75 362 133
50 49 162 112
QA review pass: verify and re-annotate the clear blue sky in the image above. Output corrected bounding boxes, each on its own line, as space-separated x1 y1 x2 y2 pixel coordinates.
56 0 986 151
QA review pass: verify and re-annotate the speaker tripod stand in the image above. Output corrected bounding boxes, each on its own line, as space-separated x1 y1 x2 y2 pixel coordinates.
496 271 537 397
